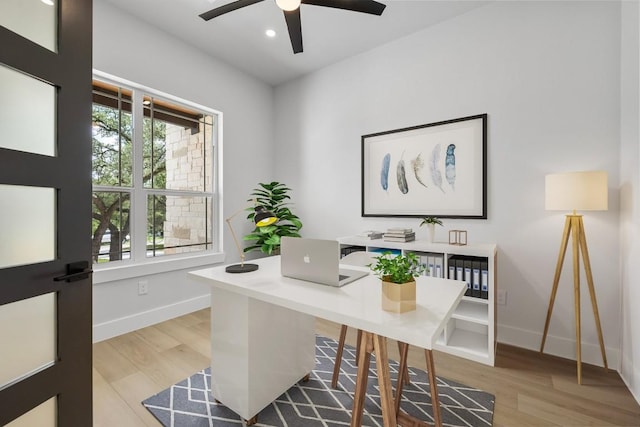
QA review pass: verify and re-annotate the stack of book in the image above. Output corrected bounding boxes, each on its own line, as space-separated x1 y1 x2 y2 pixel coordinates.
383 228 415 242
356 230 384 240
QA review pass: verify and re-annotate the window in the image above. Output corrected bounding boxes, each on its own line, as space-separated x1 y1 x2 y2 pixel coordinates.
91 78 219 264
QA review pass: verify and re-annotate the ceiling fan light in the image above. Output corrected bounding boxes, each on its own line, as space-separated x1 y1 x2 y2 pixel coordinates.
275 0 301 11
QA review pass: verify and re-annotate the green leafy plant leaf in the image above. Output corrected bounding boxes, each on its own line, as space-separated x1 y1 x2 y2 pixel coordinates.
370 251 426 284
419 216 443 226
243 181 302 255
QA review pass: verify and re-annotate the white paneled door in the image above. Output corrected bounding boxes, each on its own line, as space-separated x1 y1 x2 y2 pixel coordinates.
0 0 93 425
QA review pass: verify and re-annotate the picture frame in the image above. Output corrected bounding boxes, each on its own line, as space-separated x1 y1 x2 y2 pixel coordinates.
361 114 487 219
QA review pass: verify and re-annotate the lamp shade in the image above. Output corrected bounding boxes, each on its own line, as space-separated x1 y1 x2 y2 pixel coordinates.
254 206 277 227
545 171 608 211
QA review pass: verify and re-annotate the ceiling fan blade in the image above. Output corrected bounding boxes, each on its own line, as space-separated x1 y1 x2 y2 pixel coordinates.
199 0 265 21
283 9 303 54
301 0 386 15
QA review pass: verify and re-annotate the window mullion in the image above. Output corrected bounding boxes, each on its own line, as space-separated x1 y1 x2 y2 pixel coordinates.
131 89 146 261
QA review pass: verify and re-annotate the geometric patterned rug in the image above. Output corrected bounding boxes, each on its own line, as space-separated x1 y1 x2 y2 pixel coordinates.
142 335 495 426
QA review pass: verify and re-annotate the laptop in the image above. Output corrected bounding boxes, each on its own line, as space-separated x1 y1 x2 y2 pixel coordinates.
280 237 369 287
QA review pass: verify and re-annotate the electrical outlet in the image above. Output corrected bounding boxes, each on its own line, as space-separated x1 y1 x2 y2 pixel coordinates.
497 289 507 305
138 280 148 295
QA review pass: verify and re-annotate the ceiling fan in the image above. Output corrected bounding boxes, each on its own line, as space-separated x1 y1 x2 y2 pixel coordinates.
199 0 386 54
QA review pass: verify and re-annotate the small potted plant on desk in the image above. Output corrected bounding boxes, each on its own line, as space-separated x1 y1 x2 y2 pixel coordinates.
371 252 426 313
420 216 443 243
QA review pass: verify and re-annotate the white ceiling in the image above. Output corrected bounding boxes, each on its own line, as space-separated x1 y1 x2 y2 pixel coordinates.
102 0 489 86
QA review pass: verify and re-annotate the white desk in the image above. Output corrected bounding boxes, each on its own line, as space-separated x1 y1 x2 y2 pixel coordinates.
190 256 466 426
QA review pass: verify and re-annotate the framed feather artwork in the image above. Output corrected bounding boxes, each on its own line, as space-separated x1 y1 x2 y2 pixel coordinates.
361 114 487 219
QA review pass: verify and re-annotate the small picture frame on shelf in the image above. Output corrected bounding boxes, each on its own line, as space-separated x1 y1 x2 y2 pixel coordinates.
449 230 467 246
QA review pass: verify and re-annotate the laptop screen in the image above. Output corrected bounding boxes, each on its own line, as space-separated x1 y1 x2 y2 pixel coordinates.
280 237 368 286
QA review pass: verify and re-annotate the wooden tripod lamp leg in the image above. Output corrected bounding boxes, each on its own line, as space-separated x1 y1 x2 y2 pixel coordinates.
570 216 583 385
577 217 609 371
541 215 572 352
542 214 608 385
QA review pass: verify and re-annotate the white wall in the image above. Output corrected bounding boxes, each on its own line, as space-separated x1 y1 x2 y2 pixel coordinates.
92 0 275 341
274 1 623 369
620 0 640 403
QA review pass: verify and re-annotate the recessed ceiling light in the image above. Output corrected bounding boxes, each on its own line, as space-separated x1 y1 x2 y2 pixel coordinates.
41 0 54 5
265 29 276 38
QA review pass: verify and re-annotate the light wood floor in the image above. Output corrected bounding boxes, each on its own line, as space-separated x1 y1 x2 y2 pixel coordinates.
93 308 640 426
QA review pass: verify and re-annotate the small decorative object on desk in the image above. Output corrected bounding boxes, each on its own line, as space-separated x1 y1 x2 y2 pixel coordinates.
420 216 443 243
371 251 426 313
449 230 468 246
383 227 415 242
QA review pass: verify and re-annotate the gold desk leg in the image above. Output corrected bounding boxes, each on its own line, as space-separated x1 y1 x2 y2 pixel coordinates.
372 334 396 427
349 332 397 427
356 329 362 366
332 324 348 388
425 349 442 427
394 344 442 427
350 331 372 427
394 342 410 416
396 341 410 386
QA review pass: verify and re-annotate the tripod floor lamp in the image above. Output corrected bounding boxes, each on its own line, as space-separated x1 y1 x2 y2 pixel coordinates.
225 204 277 273
541 171 608 384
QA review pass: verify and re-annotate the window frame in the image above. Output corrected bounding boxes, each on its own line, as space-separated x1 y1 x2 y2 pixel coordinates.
92 70 224 282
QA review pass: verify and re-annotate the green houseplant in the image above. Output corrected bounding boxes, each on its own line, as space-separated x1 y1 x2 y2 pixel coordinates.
371 251 426 284
371 251 426 313
243 182 302 255
420 216 443 243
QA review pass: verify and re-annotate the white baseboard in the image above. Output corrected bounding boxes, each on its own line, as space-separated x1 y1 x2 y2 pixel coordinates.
620 351 640 406
92 295 211 343
497 323 620 372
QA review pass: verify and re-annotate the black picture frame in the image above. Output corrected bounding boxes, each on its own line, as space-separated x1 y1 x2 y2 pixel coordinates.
361 114 487 219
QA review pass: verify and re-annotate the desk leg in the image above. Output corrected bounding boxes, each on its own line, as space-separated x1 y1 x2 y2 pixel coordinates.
397 341 410 386
350 331 373 427
332 325 349 388
350 332 397 427
356 329 363 366
425 350 442 427
394 342 410 415
372 334 396 427
394 347 443 427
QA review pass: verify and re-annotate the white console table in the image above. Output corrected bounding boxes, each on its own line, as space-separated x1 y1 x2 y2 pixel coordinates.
190 255 465 426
